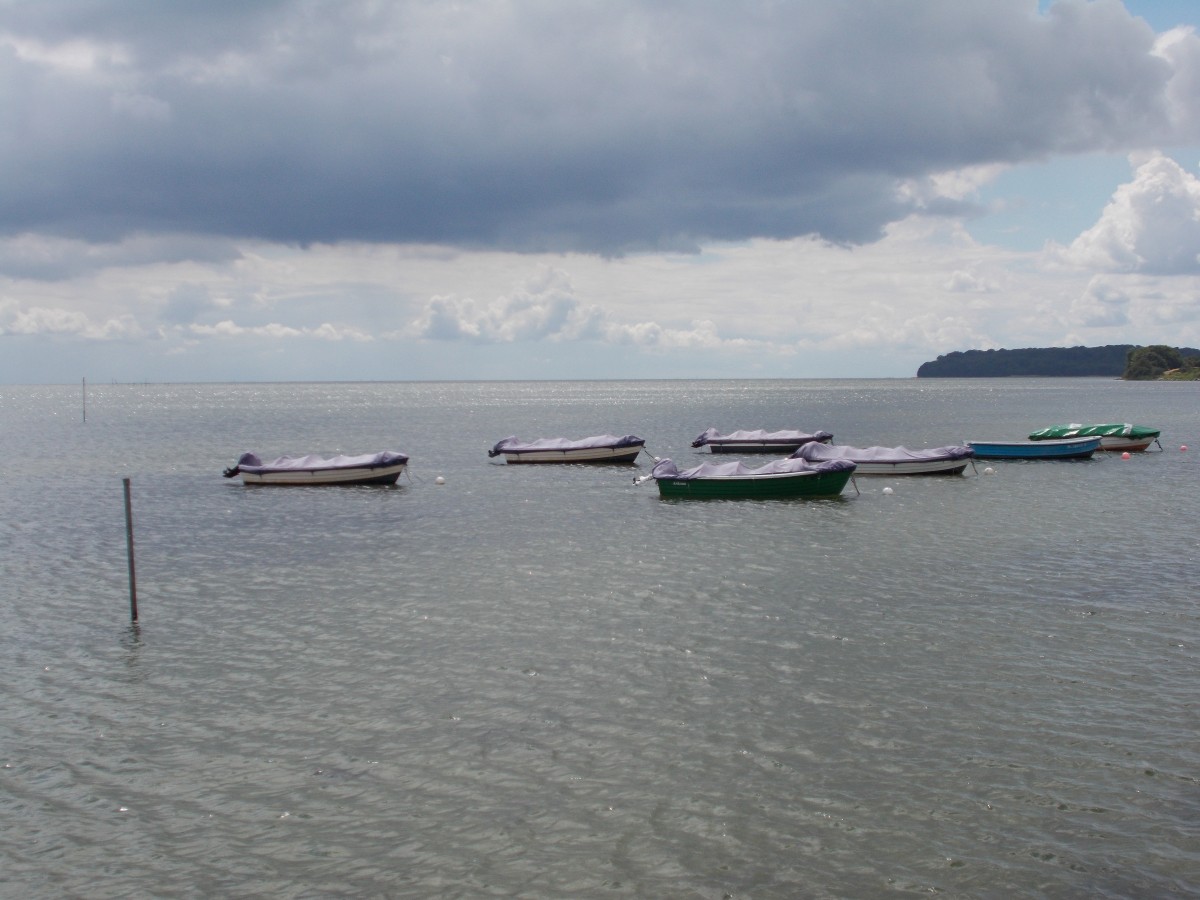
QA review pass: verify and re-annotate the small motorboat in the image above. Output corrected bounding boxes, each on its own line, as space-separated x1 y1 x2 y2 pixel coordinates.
222 450 409 485
488 434 646 464
965 437 1100 460
1027 423 1162 452
641 456 856 499
793 442 975 475
690 427 833 453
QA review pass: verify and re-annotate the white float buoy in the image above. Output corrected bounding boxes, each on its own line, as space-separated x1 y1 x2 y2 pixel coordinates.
882 486 894 495
435 476 445 485
983 466 995 475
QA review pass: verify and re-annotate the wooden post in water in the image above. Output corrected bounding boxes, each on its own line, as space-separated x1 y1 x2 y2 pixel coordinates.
123 478 138 622
82 377 87 423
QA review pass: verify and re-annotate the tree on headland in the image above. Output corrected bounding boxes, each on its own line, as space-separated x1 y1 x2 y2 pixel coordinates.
1123 345 1183 380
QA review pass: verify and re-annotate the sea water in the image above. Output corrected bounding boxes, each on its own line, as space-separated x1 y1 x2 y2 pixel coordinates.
0 378 1197 898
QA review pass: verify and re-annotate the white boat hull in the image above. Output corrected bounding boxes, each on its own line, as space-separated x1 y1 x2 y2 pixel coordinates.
706 439 831 454
500 446 643 464
847 459 970 476
237 462 408 485
1098 436 1157 452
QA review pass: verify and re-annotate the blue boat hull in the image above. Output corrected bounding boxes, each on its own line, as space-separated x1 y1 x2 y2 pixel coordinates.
966 437 1100 459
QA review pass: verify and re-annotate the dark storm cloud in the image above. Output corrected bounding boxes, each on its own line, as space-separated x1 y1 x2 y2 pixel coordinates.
2 0 1197 255
0 232 242 281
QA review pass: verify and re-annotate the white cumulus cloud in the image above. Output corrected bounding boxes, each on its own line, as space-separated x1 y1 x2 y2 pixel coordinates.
409 269 604 342
409 268 787 353
187 320 372 341
1070 277 1132 327
0 301 143 339
1057 152 1200 274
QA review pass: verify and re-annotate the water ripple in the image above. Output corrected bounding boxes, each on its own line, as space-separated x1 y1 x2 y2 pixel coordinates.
1 380 1197 897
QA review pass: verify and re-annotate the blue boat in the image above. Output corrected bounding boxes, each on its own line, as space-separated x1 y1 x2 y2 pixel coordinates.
965 436 1101 460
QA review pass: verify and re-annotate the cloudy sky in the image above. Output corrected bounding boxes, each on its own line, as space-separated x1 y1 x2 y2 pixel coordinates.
3 0 1200 383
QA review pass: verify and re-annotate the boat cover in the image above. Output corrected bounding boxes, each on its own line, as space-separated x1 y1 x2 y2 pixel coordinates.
793 443 974 463
691 427 833 447
224 450 408 476
651 456 856 481
488 434 645 456
1028 423 1160 440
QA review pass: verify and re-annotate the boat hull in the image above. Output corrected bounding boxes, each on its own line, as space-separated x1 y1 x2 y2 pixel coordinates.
237 463 408 485
692 428 834 453
966 437 1100 460
849 459 970 476
655 468 854 499
1028 423 1160 452
1097 436 1156 452
705 440 827 454
500 446 644 464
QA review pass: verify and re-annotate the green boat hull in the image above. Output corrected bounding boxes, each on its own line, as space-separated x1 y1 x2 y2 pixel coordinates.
655 468 854 499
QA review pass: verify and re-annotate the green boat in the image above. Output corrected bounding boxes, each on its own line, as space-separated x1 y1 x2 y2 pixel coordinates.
643 456 857 499
1027 423 1161 452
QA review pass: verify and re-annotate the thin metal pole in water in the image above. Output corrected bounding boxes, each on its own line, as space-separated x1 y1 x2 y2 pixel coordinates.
123 477 138 622
82 377 86 423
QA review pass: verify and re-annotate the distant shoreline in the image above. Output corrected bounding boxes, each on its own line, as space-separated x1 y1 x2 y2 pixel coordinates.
916 344 1200 378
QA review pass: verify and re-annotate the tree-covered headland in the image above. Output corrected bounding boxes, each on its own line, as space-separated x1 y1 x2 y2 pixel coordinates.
916 344 1200 379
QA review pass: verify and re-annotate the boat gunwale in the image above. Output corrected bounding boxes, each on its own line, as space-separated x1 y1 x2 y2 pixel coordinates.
967 436 1100 449
705 442 817 453
659 469 830 482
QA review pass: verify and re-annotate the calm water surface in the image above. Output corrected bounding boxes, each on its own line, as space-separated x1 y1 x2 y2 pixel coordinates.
1 379 1197 898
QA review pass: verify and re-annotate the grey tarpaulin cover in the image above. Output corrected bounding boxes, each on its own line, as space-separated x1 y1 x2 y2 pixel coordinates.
225 450 408 476
489 434 645 457
691 427 833 447
651 456 856 480
792 443 974 463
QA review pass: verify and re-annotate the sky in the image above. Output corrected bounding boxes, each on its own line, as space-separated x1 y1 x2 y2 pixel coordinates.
3 0 1200 383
